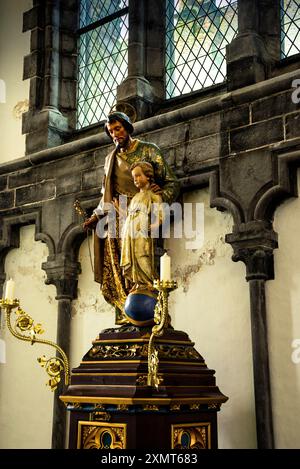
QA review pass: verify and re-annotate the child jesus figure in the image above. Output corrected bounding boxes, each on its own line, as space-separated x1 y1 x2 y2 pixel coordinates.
120 161 164 293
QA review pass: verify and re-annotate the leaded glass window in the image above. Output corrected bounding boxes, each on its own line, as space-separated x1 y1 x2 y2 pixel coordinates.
281 0 300 58
77 0 129 129
166 0 238 99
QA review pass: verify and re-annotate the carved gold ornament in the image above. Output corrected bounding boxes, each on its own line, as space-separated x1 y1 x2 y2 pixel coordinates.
172 423 211 449
78 421 126 449
90 412 111 422
88 342 198 361
0 299 70 391
88 343 147 359
147 280 177 388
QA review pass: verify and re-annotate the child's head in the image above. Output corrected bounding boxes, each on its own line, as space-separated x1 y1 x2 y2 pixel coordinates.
131 162 154 189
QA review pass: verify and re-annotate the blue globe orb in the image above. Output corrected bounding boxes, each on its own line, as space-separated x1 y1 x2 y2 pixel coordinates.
124 292 157 326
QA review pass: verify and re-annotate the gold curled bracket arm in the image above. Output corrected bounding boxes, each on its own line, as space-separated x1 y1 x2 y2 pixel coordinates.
0 298 70 391
147 280 177 389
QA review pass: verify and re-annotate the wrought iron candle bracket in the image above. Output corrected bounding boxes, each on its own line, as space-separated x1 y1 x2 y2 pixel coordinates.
0 298 70 391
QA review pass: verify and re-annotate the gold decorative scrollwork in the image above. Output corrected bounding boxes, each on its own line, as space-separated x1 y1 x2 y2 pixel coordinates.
143 404 160 411
0 299 69 391
155 344 200 360
88 343 148 359
88 342 198 362
38 356 64 391
148 280 177 388
73 403 82 409
189 403 201 410
78 421 126 449
172 423 211 449
94 404 106 410
208 403 219 410
136 375 148 386
90 412 111 422
170 404 181 411
117 404 129 411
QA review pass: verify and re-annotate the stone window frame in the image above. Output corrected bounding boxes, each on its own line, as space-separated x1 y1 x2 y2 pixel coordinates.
77 1 130 129
22 0 300 156
280 0 300 59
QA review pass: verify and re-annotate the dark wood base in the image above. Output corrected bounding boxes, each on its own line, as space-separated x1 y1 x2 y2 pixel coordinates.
61 326 228 449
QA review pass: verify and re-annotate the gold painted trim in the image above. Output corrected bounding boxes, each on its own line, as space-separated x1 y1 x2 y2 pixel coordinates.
92 338 194 345
72 384 134 387
77 420 127 449
72 372 139 376
161 385 218 388
69 383 218 389
72 371 208 377
171 422 211 449
61 395 227 406
72 372 207 376
80 360 205 365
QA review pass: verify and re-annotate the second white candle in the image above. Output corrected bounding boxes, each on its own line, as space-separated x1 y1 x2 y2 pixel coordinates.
160 253 171 282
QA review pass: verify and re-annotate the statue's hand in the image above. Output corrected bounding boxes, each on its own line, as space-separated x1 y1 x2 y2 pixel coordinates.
83 214 98 231
150 183 162 195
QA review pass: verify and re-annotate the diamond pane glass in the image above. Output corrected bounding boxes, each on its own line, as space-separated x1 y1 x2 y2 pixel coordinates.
166 0 238 99
77 14 129 129
281 0 300 58
79 0 128 28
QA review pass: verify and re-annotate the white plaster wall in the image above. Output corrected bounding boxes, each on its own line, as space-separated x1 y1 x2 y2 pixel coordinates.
0 225 57 449
266 168 300 449
70 235 115 370
165 188 257 449
0 0 31 163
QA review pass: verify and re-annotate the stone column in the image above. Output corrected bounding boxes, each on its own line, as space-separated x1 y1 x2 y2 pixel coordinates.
226 0 281 90
42 255 81 449
0 274 6 328
226 222 277 448
22 0 77 154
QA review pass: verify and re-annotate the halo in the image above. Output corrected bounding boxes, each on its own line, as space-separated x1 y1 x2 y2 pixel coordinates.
110 101 137 123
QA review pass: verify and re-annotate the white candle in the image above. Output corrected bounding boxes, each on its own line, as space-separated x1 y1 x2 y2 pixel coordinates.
4 278 15 300
160 253 171 282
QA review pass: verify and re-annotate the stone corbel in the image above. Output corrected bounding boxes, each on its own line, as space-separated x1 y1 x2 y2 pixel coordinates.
42 254 81 301
226 221 278 281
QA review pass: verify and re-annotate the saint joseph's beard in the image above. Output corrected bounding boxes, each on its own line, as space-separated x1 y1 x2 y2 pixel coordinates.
114 135 130 149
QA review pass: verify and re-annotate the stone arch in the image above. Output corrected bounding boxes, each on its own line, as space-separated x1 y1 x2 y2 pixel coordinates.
0 210 56 291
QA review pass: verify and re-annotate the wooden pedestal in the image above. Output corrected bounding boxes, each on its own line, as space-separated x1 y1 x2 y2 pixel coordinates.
61 327 228 449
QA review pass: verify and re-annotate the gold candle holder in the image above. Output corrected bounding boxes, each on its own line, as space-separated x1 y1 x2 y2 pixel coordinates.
147 280 177 388
0 298 70 391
